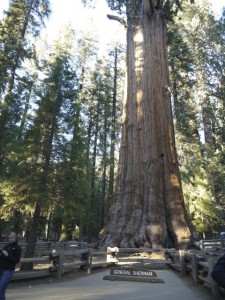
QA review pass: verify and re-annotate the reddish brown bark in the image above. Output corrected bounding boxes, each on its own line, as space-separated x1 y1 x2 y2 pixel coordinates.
100 0 193 249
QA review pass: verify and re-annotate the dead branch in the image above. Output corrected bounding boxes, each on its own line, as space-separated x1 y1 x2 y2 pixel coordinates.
107 14 127 28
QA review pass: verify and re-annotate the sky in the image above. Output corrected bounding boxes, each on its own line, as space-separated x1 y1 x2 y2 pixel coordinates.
0 0 126 49
42 0 126 46
0 0 225 48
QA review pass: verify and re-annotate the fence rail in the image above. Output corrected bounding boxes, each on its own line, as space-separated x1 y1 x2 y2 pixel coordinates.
4 241 224 299
168 250 223 299
12 246 118 281
10 245 174 281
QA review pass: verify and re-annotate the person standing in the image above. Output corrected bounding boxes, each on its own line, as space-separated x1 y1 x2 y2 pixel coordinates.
211 253 225 288
0 232 22 300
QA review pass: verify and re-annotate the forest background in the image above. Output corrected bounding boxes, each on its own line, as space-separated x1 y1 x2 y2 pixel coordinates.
0 0 225 245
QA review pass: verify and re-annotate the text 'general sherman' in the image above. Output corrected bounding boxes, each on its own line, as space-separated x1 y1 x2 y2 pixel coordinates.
110 269 156 277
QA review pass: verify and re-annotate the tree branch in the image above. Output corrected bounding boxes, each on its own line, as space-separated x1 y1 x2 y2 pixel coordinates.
107 14 127 28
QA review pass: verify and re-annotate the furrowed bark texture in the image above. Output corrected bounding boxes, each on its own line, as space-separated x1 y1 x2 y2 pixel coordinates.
101 0 192 249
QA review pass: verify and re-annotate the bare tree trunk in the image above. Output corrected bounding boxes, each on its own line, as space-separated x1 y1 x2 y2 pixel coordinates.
100 0 193 249
20 203 41 270
108 47 118 206
100 110 107 229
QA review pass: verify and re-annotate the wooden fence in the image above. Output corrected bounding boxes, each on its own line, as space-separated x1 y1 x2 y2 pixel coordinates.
0 241 91 257
169 250 223 299
106 247 225 299
12 246 117 281
2 241 224 299
11 245 173 281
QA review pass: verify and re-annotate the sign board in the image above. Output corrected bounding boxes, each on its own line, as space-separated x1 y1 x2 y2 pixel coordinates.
110 268 157 278
103 266 164 283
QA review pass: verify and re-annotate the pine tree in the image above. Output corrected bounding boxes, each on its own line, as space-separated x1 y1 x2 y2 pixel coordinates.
169 0 223 237
0 0 50 171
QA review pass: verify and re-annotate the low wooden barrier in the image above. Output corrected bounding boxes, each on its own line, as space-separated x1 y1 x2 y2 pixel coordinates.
106 247 174 265
55 249 93 279
9 244 224 300
11 246 173 281
13 256 54 280
199 239 222 250
12 247 118 281
0 241 92 258
169 250 223 299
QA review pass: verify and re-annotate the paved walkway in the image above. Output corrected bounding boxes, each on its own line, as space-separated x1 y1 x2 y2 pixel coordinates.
7 269 215 300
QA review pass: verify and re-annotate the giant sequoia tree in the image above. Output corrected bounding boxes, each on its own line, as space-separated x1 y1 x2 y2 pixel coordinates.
94 0 195 249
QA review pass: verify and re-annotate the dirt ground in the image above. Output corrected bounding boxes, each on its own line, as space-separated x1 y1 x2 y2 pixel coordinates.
8 266 223 300
8 251 225 299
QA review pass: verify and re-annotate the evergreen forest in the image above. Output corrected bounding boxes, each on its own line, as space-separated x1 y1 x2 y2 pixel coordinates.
0 0 225 245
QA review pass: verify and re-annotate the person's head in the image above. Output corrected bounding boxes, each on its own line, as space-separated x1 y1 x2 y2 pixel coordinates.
8 232 17 243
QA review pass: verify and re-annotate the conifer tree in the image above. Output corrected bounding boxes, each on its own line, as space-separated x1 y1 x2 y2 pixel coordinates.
0 0 50 171
84 0 195 248
169 0 223 237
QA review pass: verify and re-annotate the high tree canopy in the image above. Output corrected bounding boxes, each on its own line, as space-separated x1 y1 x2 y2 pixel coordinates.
1 0 225 247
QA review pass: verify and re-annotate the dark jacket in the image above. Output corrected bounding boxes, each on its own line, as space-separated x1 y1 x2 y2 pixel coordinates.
211 254 225 288
0 241 22 271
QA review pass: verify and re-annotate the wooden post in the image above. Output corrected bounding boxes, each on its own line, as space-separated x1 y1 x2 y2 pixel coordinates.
179 250 186 277
191 253 198 285
56 250 64 280
86 250 93 274
107 247 118 263
208 256 220 299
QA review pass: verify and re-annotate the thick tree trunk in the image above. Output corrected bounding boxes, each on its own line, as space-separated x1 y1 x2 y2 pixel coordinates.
100 1 193 249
